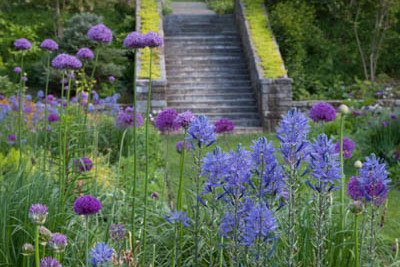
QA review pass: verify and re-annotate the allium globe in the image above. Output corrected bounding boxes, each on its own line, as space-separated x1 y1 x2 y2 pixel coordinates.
39 257 61 267
76 47 94 59
73 195 102 215
123 32 147 49
155 108 180 132
14 38 32 50
29 203 48 225
49 233 67 253
108 76 115 82
214 118 235 134
75 157 93 172
144 31 163 47
51 54 82 69
115 107 143 129
174 110 195 129
176 140 193 154
13 66 22 73
309 102 337 122
40 39 59 51
335 137 355 158
88 24 113 43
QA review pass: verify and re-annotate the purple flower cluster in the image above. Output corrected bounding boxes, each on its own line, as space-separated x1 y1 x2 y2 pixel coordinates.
48 114 59 123
309 102 337 122
73 195 102 215
89 243 114 266
39 257 61 267
75 157 93 172
49 233 67 253
123 32 147 49
14 38 32 50
187 115 216 148
40 39 58 51
108 76 115 82
76 47 94 59
88 24 113 43
347 154 390 205
51 54 82 69
166 209 191 227
306 135 342 192
145 31 164 47
29 204 48 225
115 107 144 129
155 108 180 132
13 66 22 73
176 140 193 154
214 118 235 134
109 224 125 242
174 110 195 129
335 137 355 158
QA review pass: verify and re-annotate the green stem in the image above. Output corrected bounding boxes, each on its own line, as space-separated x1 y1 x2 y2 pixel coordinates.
152 244 156 267
35 225 39 267
219 236 224 267
131 49 138 247
18 52 24 168
142 48 153 266
355 214 359 267
43 53 51 171
85 216 89 267
59 71 65 207
339 114 345 230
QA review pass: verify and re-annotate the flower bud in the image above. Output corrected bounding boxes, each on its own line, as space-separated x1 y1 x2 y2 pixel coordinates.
21 243 34 256
349 200 364 215
338 104 350 115
39 226 52 245
354 160 363 169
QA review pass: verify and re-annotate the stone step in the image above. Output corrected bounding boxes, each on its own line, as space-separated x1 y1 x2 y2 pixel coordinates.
166 47 242 54
169 99 257 107
165 14 234 22
166 57 245 65
167 87 254 95
166 69 249 76
166 52 243 59
165 44 242 50
166 77 250 83
167 93 255 101
166 62 248 69
165 36 240 42
165 29 238 34
168 81 251 88
171 110 261 121
165 25 236 31
166 73 249 79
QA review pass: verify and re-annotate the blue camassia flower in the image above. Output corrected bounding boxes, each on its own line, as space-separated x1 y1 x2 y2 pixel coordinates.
89 243 114 267
187 115 217 149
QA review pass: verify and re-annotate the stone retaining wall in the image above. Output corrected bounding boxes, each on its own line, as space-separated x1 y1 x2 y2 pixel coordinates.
234 0 292 131
135 0 167 113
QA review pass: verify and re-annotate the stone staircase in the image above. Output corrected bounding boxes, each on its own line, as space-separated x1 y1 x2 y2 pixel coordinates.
164 13 262 130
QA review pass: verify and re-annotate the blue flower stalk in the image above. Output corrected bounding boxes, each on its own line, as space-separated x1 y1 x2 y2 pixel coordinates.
306 135 342 267
276 109 309 267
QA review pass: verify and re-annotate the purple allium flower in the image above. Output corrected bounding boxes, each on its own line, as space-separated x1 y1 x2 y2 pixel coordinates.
109 224 125 242
348 176 364 201
37 90 44 99
202 147 229 193
151 192 159 199
24 106 33 114
335 137 355 158
174 110 195 129
115 107 143 129
382 121 389 127
88 24 113 43
352 110 361 116
176 140 193 154
144 31 163 48
77 92 88 102
241 203 277 246
89 243 114 266
8 134 16 145
47 94 54 101
0 94 3 100
29 204 48 225
394 152 400 161
73 195 102 215
39 226 52 245
187 115 216 148
64 86 69 91
39 257 61 267
166 209 191 227
47 113 59 123
155 108 180 132
14 38 32 50
13 66 22 73
250 137 285 205
49 233 67 253
123 32 147 49
40 39 59 51
108 76 115 82
51 54 82 69
276 109 310 167
309 102 337 122
22 76 28 83
214 118 235 134
75 157 93 172
375 91 385 97
391 114 398 120
21 243 34 256
76 47 94 59
307 135 342 192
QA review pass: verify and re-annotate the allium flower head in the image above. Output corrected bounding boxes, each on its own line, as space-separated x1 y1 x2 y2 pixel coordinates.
73 195 102 215
39 226 52 245
48 114 59 123
309 102 337 122
39 257 61 267
76 47 94 59
214 118 235 134
89 243 114 267
108 76 115 82
8 134 17 142
166 209 191 227
335 137 355 158
306 135 342 192
13 66 22 73
21 243 34 256
347 176 364 201
144 31 163 47
14 38 32 50
51 54 82 69
176 140 193 154
276 108 310 167
155 108 180 132
49 233 67 253
123 32 147 49
187 115 216 148
115 107 143 129
40 39 58 51
174 110 195 129
75 157 93 172
29 204 48 225
22 76 28 82
88 24 113 43
109 224 125 243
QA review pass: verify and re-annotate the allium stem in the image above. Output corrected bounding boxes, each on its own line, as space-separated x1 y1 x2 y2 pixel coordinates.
131 49 137 247
18 52 24 168
142 48 154 265
354 214 359 267
339 114 345 230
59 71 66 207
35 225 39 267
85 216 89 267
43 53 51 171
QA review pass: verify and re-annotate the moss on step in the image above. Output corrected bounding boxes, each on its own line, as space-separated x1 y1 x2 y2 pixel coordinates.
242 0 286 78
